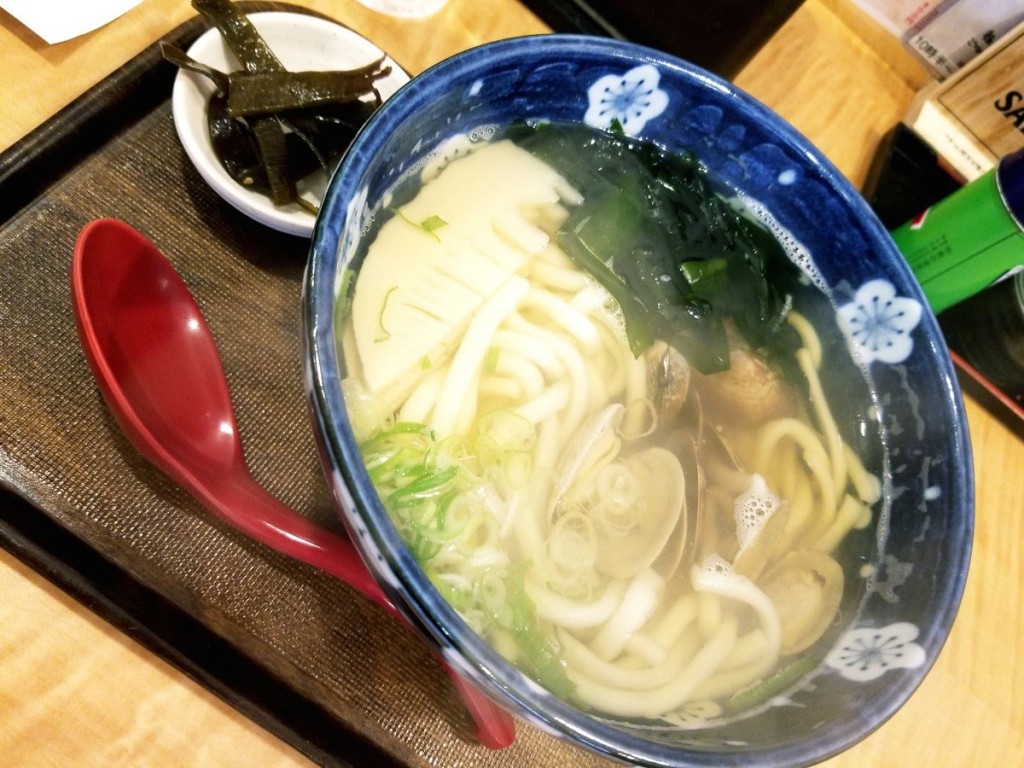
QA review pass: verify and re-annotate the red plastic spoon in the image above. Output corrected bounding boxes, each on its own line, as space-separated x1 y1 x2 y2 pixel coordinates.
70 218 515 749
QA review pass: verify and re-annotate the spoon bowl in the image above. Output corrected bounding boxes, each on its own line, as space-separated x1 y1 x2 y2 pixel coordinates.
74 218 242 480
71 217 514 749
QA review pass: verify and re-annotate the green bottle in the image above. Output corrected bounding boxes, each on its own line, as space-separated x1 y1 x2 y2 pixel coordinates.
890 148 1024 314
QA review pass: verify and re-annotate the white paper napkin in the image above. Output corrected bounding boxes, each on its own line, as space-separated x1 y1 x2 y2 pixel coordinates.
1 0 143 44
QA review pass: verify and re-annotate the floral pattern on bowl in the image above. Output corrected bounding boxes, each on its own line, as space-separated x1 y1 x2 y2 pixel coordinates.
584 64 669 134
825 622 927 682
839 280 924 365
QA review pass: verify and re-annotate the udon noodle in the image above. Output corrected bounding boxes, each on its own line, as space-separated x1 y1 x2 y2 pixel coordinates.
338 126 881 722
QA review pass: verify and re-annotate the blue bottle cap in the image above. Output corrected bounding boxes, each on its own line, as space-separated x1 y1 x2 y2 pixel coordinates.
997 147 1024 230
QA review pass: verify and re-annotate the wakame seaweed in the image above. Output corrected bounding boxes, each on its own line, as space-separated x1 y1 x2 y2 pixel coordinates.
225 62 390 117
193 0 286 73
507 122 793 374
164 0 390 213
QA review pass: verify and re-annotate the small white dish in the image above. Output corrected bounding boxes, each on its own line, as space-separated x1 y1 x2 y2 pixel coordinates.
171 12 409 238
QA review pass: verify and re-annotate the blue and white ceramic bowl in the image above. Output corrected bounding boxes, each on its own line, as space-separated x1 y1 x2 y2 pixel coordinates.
303 36 973 767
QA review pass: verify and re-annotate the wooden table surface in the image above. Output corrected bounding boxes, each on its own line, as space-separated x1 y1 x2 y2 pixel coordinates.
1 0 1021 765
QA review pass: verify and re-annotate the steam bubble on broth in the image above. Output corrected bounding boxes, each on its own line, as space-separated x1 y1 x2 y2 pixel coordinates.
338 124 882 722
734 475 781 553
738 194 829 296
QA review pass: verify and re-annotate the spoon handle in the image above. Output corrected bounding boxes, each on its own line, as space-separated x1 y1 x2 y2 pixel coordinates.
192 472 516 748
199 470 397 610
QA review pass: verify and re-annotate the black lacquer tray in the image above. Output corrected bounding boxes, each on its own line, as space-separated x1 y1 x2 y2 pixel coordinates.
0 5 614 766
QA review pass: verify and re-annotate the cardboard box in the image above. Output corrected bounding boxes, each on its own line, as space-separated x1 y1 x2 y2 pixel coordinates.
907 18 1024 180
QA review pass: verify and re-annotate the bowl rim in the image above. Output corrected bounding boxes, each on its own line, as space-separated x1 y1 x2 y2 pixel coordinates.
303 33 974 767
